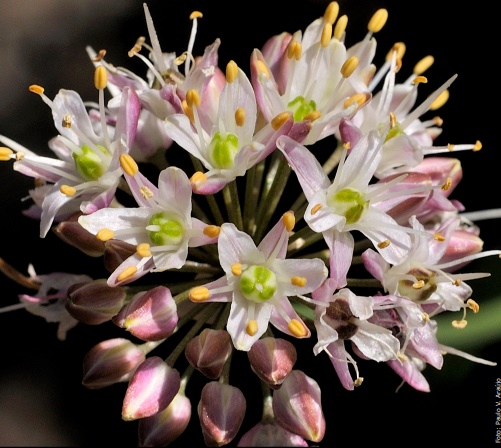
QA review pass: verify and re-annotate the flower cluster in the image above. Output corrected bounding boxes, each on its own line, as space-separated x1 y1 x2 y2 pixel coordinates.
0 2 499 446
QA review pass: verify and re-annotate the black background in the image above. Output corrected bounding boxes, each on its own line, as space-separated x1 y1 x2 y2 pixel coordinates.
1 0 500 446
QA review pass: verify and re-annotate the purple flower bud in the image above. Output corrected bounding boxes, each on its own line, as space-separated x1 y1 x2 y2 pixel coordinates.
52 212 105 257
237 420 309 447
112 286 178 341
65 279 126 325
411 157 463 197
185 328 232 379
247 337 297 389
138 390 191 447
272 370 325 442
122 356 181 421
103 239 136 273
82 338 146 389
198 381 246 447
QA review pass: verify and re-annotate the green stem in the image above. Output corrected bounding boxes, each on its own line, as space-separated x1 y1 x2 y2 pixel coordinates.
243 161 264 235
223 180 243 230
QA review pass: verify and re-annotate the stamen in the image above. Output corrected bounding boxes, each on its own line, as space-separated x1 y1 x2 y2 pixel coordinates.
255 60 270 78
397 352 408 362
304 111 321 121
311 204 323 215
235 108 246 126
353 377 364 387
0 147 13 161
343 141 351 150
96 228 115 242
117 266 138 282
413 55 434 75
231 263 242 276
343 93 369 109
422 312 430 322
287 41 302 61
452 319 468 329
389 111 397 128
92 49 107 62
385 42 406 62
271 112 291 130
333 15 348 40
473 140 482 151
189 286 210 302
433 232 445 242
441 177 452 191
246 319 258 336
189 11 203 19
181 100 194 123
94 66 108 90
412 280 425 289
137 243 152 258
429 89 449 110
140 186 154 199
186 89 201 108
467 298 479 313
377 240 390 249
120 154 139 176
341 56 359 78
226 60 239 83
453 279 461 286
323 2 339 25
282 211 295 232
412 75 428 85
321 23 332 47
190 171 207 184
447 144 454 151
203 225 220 238
29 85 44 95
288 319 308 337
368 9 388 33
60 185 76 196
62 114 72 128
291 276 307 287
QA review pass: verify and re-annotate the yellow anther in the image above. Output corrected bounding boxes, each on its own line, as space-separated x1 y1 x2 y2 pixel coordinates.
473 140 482 151
246 320 258 336
128 43 142 58
412 75 428 85
0 147 13 161
413 55 434 75
321 23 332 47
96 228 115 242
174 53 187 65
324 2 339 25
467 298 480 313
189 286 211 302
412 280 425 289
190 171 207 184
452 319 468 329
343 141 351 150
231 263 242 276
422 312 430 322
120 154 139 176
139 186 154 199
343 93 369 109
368 8 388 33
92 49 107 62
181 100 194 123
287 40 302 60
186 89 201 108
137 243 152 258
433 116 444 126
288 319 308 337
303 110 321 122
333 14 348 40
62 114 72 128
60 185 76 196
94 65 108 90
441 177 452 191
291 276 307 287
433 232 445 242
203 225 221 238
397 352 408 362
353 377 364 387
385 42 406 62
311 203 323 215
15 152 25 161
447 143 455 151
117 266 138 282
377 240 390 249
453 279 462 286
255 60 270 78
235 108 246 127
271 112 291 130
341 56 359 78
189 11 203 19
226 60 239 83
429 89 449 110
282 211 295 232
389 111 397 128
29 85 44 95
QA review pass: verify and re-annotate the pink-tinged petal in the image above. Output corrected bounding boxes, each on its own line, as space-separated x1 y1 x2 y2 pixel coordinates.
272 370 325 442
411 157 463 197
122 356 180 421
40 182 79 238
108 254 154 287
188 218 219 247
257 213 289 259
273 258 327 296
387 357 430 392
440 229 484 267
218 223 262 272
124 169 158 207
339 118 363 151
269 297 311 339
191 174 230 195
351 320 400 362
259 32 292 88
114 86 141 147
325 340 355 390
237 420 309 447
80 184 118 214
157 167 192 216
151 244 188 272
323 228 353 290
196 276 233 303
303 194 343 233
82 338 146 389
276 135 330 201
361 249 387 283
409 325 443 369
159 83 185 114
375 133 422 179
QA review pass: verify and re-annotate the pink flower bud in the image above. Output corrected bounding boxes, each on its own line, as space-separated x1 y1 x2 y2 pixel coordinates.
440 229 484 268
112 286 178 341
272 370 325 443
53 212 105 257
198 382 246 447
247 337 297 389
122 356 181 421
65 279 126 325
185 328 232 379
82 338 146 389
237 420 309 447
138 390 191 447
411 157 463 197
103 239 136 273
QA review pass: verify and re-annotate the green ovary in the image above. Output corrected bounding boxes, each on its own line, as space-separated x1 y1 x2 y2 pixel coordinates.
73 144 109 180
239 265 277 303
148 212 185 246
287 96 317 122
208 132 239 169
384 122 405 142
327 187 368 224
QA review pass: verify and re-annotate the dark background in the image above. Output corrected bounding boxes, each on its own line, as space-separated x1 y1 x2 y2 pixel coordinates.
1 0 500 446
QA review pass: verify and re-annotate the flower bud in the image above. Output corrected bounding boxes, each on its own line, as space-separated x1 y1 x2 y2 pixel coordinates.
122 356 181 421
185 328 232 379
138 390 191 447
112 286 178 341
103 239 136 273
411 156 463 197
272 370 325 442
82 338 146 389
237 420 308 447
439 228 484 268
247 337 297 389
65 279 126 325
198 381 246 447
52 212 105 257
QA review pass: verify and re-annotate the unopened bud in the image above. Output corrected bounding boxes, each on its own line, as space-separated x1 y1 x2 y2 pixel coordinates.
237 419 308 447
411 157 463 197
103 239 136 273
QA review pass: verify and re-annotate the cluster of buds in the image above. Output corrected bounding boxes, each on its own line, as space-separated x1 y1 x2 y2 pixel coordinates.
0 2 499 446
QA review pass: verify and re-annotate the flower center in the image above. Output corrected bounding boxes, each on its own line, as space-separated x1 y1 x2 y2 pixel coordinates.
325 299 358 339
287 96 317 122
208 132 239 169
397 267 438 302
384 122 405 142
327 187 369 224
239 265 277 303
147 212 185 246
73 144 110 180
